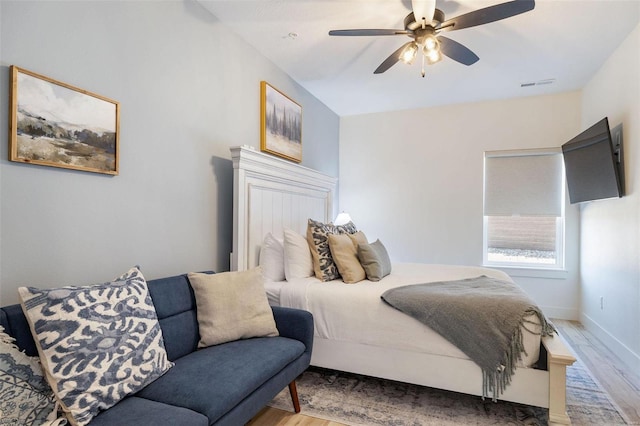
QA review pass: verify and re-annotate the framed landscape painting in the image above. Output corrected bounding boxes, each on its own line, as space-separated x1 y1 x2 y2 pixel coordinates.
9 66 120 175
260 81 302 163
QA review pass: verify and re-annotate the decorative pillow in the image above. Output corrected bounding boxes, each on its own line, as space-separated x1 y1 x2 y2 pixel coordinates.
283 228 314 280
328 231 368 284
336 221 357 234
18 267 173 426
0 326 62 426
358 239 392 281
259 233 285 281
307 219 358 282
188 268 279 348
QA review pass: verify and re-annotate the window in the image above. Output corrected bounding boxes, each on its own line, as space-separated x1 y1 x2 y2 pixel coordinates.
483 149 565 269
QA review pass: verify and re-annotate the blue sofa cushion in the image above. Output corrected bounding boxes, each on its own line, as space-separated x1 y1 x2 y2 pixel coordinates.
146 272 213 361
147 274 199 361
88 396 208 426
136 336 305 424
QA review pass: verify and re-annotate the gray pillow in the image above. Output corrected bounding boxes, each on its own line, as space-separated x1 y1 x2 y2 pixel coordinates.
358 239 392 281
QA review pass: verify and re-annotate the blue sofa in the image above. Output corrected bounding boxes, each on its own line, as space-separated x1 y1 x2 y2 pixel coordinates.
0 272 314 425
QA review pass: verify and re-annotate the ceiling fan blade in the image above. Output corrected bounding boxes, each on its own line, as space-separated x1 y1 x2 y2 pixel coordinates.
374 42 413 74
329 29 411 36
439 0 535 33
438 36 479 66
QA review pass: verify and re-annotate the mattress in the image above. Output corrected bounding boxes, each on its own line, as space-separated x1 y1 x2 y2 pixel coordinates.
270 263 543 367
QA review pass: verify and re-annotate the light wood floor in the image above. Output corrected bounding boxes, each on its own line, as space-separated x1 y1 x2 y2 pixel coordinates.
247 319 640 426
247 407 345 426
554 319 640 425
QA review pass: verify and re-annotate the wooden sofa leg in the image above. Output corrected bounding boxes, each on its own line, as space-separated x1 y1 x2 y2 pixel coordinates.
288 381 301 413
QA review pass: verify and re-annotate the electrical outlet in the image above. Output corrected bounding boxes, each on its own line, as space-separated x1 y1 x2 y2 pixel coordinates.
600 296 604 310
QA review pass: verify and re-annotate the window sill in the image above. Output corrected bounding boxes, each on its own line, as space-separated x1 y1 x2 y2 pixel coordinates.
482 264 569 280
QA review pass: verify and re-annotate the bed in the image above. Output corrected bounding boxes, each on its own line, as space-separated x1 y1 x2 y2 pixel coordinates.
230 146 576 425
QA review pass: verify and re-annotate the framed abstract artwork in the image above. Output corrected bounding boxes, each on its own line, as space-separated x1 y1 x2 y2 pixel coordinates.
260 81 302 163
9 66 120 175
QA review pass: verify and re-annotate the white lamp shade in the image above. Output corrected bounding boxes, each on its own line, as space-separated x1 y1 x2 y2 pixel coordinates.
334 212 352 226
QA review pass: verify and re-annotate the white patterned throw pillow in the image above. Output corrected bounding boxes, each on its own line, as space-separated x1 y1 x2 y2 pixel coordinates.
0 326 63 426
18 267 173 426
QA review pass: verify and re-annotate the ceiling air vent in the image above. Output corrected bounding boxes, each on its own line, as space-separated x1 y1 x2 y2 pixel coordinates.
521 78 556 88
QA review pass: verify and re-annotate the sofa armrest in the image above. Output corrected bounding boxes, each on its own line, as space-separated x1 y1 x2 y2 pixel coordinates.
0 304 39 357
271 306 313 355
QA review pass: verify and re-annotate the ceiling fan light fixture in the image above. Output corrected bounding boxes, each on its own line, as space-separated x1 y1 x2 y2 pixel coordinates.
422 35 441 65
400 42 419 65
425 47 442 64
424 35 438 52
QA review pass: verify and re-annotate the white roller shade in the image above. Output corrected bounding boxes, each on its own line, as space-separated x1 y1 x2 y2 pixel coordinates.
484 149 563 217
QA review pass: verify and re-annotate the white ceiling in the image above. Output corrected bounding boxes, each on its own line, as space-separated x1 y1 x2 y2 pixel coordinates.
198 0 640 116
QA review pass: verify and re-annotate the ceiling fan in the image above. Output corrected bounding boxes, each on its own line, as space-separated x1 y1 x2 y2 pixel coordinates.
329 0 535 77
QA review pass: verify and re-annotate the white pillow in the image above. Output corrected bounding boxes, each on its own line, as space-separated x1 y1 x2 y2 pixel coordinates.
259 233 285 281
283 228 313 280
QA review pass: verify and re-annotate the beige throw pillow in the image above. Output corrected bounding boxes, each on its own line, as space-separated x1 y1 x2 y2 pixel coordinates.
188 268 279 348
328 231 368 283
307 219 358 281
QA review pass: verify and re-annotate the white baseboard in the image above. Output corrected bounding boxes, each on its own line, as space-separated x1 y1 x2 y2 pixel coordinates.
580 313 640 373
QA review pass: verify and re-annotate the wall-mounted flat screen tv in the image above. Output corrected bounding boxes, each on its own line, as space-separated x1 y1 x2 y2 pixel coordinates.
561 117 624 204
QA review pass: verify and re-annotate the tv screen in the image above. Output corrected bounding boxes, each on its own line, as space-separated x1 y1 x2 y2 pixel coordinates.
561 117 623 204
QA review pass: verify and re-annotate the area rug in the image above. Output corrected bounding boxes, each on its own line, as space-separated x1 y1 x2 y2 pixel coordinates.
269 360 627 425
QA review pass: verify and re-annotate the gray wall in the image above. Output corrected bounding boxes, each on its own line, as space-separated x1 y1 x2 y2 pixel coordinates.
0 0 339 305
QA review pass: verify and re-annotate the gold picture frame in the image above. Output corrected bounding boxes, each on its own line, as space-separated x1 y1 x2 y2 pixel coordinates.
260 81 302 163
9 66 120 175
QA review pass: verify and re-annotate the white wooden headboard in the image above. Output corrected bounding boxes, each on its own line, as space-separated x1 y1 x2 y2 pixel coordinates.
230 146 337 271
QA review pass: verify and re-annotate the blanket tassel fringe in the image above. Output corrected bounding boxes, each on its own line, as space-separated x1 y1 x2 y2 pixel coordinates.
482 308 556 402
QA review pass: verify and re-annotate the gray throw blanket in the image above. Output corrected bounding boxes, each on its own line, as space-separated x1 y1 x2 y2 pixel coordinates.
381 275 556 401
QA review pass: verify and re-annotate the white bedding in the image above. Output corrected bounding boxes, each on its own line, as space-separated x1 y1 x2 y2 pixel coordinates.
264 280 284 306
269 263 542 367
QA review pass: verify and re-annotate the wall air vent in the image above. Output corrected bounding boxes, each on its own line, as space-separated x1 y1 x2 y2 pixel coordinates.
521 78 556 88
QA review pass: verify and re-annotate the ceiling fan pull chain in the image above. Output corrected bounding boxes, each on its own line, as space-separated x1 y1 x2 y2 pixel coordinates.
421 53 426 78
